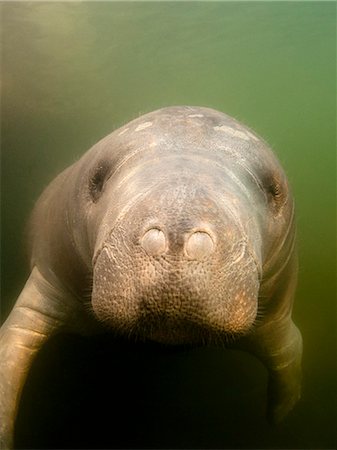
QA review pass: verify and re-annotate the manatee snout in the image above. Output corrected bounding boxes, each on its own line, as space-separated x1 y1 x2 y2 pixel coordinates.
91 183 260 345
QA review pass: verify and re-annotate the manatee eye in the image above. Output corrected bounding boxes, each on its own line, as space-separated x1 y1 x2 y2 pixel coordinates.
268 180 282 199
265 176 287 212
89 161 111 202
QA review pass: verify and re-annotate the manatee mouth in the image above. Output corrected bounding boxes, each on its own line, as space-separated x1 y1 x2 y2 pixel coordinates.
124 315 252 346
92 303 257 347
91 244 259 346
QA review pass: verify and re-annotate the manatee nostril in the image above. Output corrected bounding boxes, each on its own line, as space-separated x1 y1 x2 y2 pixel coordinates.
185 231 214 260
141 228 166 256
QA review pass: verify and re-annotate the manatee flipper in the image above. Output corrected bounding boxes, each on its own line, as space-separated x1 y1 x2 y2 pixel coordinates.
265 319 302 423
0 267 79 449
240 318 302 423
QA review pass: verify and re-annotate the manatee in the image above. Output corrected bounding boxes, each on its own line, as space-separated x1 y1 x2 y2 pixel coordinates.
0 106 302 448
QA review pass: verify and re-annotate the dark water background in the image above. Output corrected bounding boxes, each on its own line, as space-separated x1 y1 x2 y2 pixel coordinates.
1 2 336 449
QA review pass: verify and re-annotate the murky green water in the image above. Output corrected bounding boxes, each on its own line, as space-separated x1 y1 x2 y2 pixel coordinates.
1 2 336 449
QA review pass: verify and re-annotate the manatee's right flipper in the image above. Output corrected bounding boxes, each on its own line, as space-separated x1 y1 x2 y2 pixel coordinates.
238 318 303 423
0 267 83 449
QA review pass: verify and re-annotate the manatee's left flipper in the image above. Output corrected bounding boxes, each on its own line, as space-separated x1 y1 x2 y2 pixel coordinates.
0 267 85 449
238 318 303 423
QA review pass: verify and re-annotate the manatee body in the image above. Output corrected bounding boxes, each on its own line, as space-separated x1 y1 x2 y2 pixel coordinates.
0 106 302 448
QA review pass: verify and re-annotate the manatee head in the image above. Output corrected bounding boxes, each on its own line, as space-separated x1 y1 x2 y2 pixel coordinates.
82 106 291 346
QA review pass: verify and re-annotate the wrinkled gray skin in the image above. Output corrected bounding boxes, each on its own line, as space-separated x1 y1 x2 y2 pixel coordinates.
0 106 302 448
